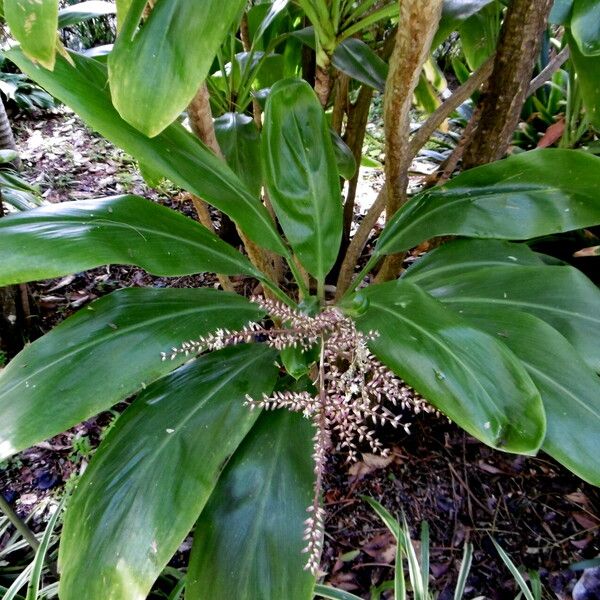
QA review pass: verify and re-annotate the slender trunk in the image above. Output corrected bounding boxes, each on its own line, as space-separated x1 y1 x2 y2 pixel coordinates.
315 63 332 108
462 0 553 168
376 0 443 282
0 99 30 358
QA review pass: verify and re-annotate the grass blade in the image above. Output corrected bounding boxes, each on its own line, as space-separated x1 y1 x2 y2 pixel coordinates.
454 542 474 600
3 561 34 600
491 538 535 600
314 583 364 600
394 540 406 600
25 497 65 600
420 521 430 596
361 496 400 540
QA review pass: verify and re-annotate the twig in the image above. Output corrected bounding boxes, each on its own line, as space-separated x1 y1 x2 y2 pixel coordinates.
527 45 570 96
407 54 495 161
0 494 40 552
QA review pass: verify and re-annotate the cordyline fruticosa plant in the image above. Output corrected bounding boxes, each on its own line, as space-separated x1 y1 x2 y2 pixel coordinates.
1 0 600 598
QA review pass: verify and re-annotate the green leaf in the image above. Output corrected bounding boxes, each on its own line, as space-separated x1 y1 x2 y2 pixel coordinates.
108 0 246 136
187 411 315 600
376 149 600 256
414 263 600 372
314 585 364 600
403 239 547 287
347 280 545 453
6 48 287 256
0 287 264 460
0 195 258 286
59 345 278 600
457 308 600 486
567 30 600 128
214 112 263 198
550 0 574 23
571 0 600 56
332 38 388 92
262 78 342 283
458 3 501 70
5 0 58 69
57 1 115 28
330 129 357 181
434 0 495 47
0 149 19 163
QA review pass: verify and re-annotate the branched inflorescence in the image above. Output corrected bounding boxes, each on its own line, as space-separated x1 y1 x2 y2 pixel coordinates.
163 296 431 575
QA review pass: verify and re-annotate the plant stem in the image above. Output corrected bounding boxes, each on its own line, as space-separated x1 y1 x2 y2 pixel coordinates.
259 277 297 308
338 253 379 304
0 494 39 552
287 257 310 300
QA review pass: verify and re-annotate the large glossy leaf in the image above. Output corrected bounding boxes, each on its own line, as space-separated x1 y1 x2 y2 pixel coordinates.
332 38 388 92
0 288 264 460
567 31 600 128
108 0 246 136
214 112 262 198
0 195 258 285
331 129 357 181
550 0 573 23
5 0 58 69
59 345 279 600
57 1 115 28
414 264 600 372
434 0 496 47
455 307 600 486
403 239 547 286
376 149 600 256
458 3 501 70
262 78 342 282
187 410 315 600
571 0 600 56
347 281 545 454
7 48 287 256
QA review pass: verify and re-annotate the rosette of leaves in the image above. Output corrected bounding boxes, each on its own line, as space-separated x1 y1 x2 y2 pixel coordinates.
1 2 600 598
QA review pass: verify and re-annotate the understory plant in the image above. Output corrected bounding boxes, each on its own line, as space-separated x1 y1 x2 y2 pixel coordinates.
0 0 599 599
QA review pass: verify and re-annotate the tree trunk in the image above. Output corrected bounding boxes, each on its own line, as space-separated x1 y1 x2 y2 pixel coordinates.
0 98 30 358
462 0 553 168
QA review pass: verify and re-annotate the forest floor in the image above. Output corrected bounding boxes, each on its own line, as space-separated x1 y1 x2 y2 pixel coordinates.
1 108 599 600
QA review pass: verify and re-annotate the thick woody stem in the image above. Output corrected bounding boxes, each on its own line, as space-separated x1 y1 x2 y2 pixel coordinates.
383 0 443 217
315 63 332 108
376 0 443 283
462 0 553 168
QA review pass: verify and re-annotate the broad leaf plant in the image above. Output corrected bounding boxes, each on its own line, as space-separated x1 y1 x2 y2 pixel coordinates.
1 0 600 598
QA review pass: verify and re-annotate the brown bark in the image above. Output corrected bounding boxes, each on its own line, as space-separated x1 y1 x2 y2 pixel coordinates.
376 0 443 282
462 0 553 168
315 64 332 108
383 0 443 217
331 73 349 135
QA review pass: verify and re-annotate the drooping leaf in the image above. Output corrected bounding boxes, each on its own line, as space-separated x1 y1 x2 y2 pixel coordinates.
187 410 315 600
403 239 547 286
0 288 264 460
332 38 388 92
376 149 600 256
262 78 342 282
57 1 115 28
346 280 545 454
5 0 58 69
0 195 259 286
567 31 600 128
458 2 501 70
330 129 357 180
455 307 600 486
414 264 600 372
59 345 278 600
571 0 600 56
434 0 496 47
7 48 287 256
108 0 246 136
550 0 574 23
214 112 262 198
